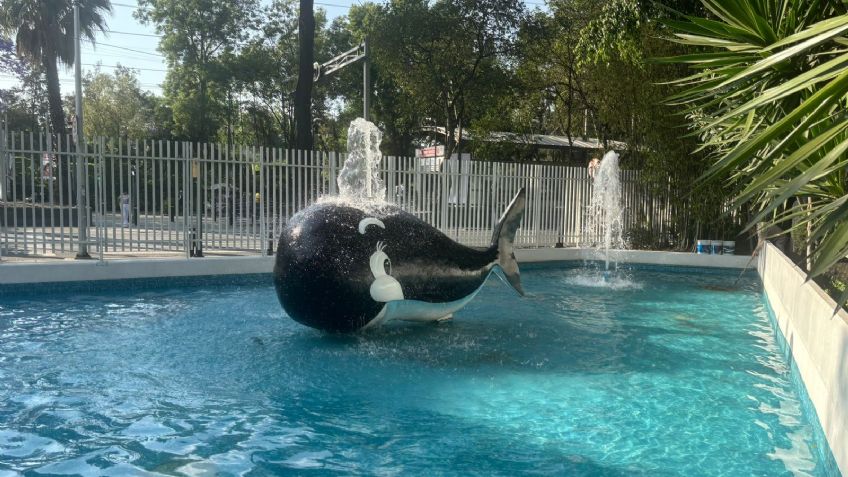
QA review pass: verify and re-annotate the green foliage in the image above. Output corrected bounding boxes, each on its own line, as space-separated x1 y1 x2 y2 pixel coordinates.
666 0 848 279
0 0 111 134
370 0 526 158
136 0 260 142
81 66 157 139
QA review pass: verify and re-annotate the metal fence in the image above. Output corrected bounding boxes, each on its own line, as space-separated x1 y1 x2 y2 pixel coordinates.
0 130 680 260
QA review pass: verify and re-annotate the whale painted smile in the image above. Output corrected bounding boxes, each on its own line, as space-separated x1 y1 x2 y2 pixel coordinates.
273 188 526 332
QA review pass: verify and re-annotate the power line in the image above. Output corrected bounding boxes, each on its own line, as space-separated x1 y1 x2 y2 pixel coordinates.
83 63 167 72
110 1 144 8
0 74 162 88
80 50 165 62
96 42 164 57
107 29 162 38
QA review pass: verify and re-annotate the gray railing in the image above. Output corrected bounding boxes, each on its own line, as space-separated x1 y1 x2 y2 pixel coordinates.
0 130 679 260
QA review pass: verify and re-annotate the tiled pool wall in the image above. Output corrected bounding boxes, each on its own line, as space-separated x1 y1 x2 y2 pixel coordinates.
763 294 842 476
759 242 848 476
0 246 844 475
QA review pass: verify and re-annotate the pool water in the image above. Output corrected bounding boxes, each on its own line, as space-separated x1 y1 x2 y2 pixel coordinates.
0 266 837 476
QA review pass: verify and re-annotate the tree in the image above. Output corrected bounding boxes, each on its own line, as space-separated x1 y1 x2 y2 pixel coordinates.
136 0 259 142
665 0 848 281
293 0 314 150
0 0 111 135
0 37 27 78
372 0 526 159
81 66 155 139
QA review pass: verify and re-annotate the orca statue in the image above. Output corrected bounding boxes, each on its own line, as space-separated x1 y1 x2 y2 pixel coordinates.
273 188 526 332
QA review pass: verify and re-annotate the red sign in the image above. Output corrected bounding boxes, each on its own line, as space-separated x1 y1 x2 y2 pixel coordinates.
415 145 444 158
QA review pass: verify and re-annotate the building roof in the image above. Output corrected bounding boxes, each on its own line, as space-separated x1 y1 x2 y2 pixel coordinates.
422 127 627 150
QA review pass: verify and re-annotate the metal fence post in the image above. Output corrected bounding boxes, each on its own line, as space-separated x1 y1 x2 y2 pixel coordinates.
259 146 266 256
75 135 91 259
97 137 105 262
533 164 542 247
0 111 6 203
0 112 5 262
183 142 190 259
329 151 337 195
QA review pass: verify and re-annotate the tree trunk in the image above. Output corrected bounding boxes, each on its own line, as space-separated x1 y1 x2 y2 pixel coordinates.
42 55 65 136
294 0 314 151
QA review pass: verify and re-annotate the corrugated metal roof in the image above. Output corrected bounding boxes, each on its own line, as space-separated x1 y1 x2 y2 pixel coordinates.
422 127 627 150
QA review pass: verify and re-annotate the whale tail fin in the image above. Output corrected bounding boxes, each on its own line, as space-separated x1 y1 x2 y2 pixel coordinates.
492 188 526 296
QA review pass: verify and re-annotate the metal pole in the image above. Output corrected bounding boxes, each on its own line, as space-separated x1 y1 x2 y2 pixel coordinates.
363 36 370 121
0 110 6 202
74 2 90 258
0 111 5 262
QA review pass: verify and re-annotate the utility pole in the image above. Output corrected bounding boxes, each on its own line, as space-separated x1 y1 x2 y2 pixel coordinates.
74 1 90 259
363 36 370 121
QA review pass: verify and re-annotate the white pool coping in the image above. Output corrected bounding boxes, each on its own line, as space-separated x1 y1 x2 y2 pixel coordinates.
758 243 848 475
0 248 752 285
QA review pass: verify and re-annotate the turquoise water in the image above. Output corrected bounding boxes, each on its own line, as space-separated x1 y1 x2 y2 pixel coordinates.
0 266 837 476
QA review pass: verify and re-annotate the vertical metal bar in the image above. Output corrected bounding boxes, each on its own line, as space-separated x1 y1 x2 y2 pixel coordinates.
239 145 245 249
217 142 223 250
329 151 337 195
272 147 279 244
533 164 541 247
0 115 7 260
260 146 266 256
39 133 46 254
27 132 34 254
155 140 162 252
166 141 172 251
285 149 290 224
183 142 190 258
98 137 105 261
142 140 149 250
10 132 17 252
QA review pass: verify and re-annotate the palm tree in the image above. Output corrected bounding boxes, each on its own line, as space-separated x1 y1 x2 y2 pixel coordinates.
664 0 848 292
0 0 111 135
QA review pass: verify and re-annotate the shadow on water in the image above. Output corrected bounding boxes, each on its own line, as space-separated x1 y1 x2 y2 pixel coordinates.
243 399 667 477
259 306 753 383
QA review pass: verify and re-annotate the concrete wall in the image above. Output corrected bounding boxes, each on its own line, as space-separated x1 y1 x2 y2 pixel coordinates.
758 242 848 475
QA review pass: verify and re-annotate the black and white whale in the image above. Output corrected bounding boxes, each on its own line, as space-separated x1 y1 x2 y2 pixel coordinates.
273 188 526 332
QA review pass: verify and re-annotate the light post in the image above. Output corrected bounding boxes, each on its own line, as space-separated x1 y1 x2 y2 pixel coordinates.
74 1 90 259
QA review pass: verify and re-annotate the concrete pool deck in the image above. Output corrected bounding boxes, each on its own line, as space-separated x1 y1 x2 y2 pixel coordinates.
0 248 753 284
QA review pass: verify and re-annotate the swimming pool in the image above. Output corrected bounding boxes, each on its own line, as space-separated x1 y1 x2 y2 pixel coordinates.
0 265 838 476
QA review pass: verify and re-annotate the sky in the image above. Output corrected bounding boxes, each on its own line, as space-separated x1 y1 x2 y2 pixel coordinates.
0 0 547 97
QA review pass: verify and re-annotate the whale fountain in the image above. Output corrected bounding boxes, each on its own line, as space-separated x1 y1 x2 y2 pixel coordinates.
273 118 526 332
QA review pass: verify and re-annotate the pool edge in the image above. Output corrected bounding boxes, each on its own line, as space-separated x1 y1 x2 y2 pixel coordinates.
758 242 848 476
0 248 752 285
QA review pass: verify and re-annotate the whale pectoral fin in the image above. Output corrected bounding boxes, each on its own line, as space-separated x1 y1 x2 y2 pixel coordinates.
492 188 526 296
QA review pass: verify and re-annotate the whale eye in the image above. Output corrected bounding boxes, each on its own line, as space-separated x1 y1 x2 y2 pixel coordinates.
358 217 385 235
